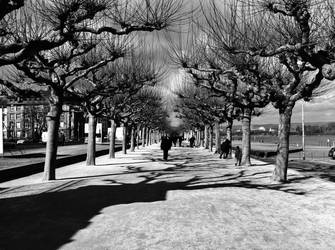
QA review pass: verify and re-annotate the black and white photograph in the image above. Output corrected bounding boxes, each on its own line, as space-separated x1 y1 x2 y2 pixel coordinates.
1 0 335 249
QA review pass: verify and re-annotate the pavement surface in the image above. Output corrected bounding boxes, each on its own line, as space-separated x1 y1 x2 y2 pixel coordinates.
1 144 335 250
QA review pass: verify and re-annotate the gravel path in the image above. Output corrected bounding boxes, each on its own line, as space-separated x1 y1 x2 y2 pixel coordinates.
1 144 335 250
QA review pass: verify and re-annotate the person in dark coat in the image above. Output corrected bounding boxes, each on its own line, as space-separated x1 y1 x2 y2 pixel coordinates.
234 146 242 166
189 136 195 148
178 136 183 147
219 139 231 159
161 136 172 160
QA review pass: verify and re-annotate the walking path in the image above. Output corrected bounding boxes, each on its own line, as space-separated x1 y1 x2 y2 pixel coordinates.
1 144 335 250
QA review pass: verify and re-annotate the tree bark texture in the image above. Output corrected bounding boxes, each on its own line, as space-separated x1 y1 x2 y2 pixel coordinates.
43 103 62 181
109 119 116 158
130 126 135 152
273 107 293 182
122 124 127 154
241 108 252 166
86 112 96 166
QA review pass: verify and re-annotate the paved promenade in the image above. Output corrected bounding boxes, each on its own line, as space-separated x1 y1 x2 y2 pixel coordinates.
1 144 335 250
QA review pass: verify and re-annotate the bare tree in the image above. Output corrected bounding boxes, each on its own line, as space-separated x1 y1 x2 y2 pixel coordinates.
201 0 335 182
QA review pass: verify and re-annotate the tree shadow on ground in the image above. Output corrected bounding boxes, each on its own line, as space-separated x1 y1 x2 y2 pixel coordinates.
0 147 318 249
0 178 196 250
288 160 335 183
1 161 313 250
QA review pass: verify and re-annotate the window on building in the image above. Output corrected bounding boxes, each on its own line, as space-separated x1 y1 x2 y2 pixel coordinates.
25 123 30 129
16 114 21 120
10 106 15 112
10 114 14 120
16 122 21 129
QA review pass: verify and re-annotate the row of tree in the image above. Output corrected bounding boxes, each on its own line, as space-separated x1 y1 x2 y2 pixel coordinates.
170 0 335 183
0 0 187 181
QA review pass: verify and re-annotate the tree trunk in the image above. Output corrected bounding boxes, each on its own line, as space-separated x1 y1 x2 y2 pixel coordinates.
136 127 140 149
43 103 62 181
130 126 135 152
226 118 233 158
200 129 205 147
109 119 116 158
204 125 209 149
273 107 293 182
145 128 150 146
241 108 252 166
86 112 96 166
122 124 127 154
142 127 146 147
209 126 213 152
215 122 220 154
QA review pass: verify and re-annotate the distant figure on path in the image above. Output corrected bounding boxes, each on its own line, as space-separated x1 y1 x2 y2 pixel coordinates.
172 136 177 147
234 146 242 166
189 136 195 148
161 136 172 160
220 139 231 159
59 131 65 146
178 136 183 147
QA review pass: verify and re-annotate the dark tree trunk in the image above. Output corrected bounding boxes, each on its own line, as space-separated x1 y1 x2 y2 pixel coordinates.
209 126 213 152
136 127 140 149
215 122 220 154
273 106 294 182
145 128 150 146
142 127 146 147
68 109 72 141
109 119 116 158
86 112 96 166
43 102 62 181
130 126 135 152
226 118 233 158
241 108 252 166
122 124 127 154
201 129 205 147
204 125 209 149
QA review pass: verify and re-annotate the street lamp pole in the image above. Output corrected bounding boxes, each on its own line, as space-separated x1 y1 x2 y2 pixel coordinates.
302 101 305 160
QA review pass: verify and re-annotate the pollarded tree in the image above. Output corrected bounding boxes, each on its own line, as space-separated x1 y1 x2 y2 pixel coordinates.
2 0 188 180
202 0 335 181
11 36 127 180
170 28 270 165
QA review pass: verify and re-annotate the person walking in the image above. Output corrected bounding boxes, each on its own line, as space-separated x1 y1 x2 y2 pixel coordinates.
189 136 195 148
234 146 242 166
220 139 230 159
161 135 172 160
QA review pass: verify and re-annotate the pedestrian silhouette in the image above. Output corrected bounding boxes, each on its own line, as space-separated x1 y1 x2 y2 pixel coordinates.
234 146 242 166
160 135 172 160
189 136 195 148
220 139 231 159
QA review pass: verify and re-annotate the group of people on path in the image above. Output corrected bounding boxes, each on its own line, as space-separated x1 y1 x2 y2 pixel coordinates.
220 139 242 166
161 134 242 166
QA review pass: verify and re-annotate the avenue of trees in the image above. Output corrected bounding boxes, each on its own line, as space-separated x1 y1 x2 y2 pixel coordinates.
170 0 335 182
2 0 335 184
0 0 188 180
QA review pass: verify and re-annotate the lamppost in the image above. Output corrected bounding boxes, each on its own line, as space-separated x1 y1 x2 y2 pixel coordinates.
302 101 305 160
